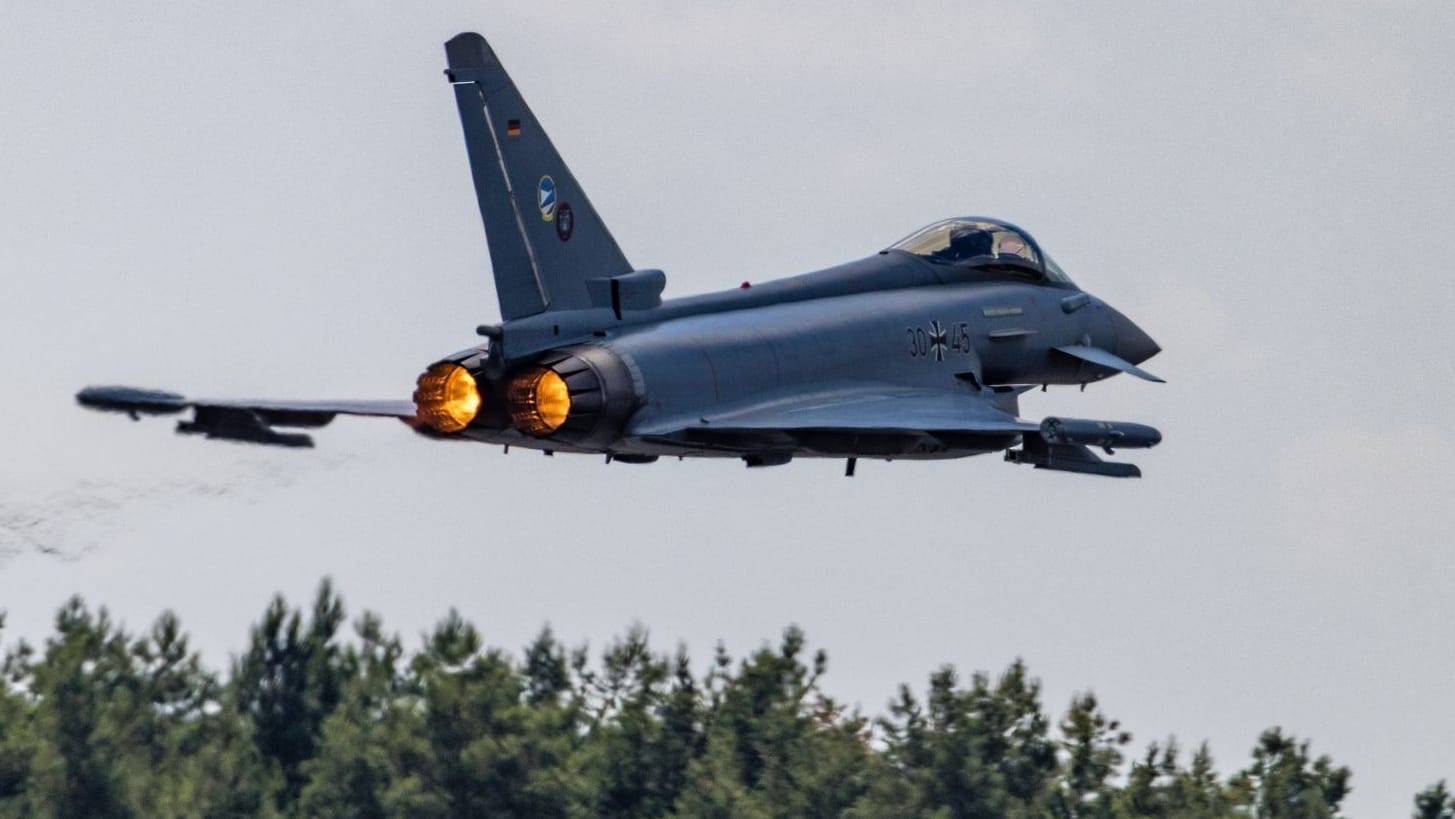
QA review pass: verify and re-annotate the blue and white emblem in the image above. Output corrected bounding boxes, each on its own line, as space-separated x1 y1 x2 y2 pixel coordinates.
537 175 557 222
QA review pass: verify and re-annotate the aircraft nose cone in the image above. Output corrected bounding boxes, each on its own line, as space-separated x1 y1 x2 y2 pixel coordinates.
1110 309 1160 365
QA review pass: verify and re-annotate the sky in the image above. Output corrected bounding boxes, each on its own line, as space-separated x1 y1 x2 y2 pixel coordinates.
3 2 1454 814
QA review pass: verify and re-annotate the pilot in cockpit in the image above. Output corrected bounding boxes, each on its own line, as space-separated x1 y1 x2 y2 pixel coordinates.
939 226 994 262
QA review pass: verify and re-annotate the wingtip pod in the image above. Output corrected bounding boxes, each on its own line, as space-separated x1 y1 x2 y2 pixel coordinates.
76 385 187 416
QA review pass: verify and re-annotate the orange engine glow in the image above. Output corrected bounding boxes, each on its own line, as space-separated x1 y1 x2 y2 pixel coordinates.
508 368 571 435
413 363 481 433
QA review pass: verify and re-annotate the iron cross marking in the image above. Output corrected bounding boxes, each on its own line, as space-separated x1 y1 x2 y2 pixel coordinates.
928 320 949 361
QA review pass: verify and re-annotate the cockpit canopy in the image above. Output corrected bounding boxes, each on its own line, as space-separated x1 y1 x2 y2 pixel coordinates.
890 218 1073 285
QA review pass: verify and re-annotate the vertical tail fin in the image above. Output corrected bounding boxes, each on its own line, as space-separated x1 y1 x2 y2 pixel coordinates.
444 33 632 321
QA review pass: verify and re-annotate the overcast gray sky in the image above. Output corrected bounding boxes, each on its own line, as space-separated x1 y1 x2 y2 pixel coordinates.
3 2 1453 815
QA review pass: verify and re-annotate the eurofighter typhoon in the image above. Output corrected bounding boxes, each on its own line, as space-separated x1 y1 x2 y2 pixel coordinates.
79 33 1164 478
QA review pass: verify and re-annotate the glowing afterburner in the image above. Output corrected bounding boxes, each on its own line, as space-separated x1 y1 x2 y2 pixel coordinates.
413 363 480 432
508 368 571 435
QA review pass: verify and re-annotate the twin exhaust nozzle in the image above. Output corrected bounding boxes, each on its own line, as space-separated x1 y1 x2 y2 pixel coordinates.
411 362 579 437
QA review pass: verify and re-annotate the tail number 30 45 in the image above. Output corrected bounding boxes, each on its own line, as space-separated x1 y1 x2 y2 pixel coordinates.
907 320 972 361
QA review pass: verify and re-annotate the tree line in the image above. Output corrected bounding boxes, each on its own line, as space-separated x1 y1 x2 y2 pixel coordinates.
0 580 1449 818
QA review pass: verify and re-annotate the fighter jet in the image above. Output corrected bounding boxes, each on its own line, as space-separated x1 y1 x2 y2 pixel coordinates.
78 33 1164 478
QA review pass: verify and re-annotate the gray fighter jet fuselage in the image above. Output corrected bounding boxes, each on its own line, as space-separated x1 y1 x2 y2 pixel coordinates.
78 33 1164 478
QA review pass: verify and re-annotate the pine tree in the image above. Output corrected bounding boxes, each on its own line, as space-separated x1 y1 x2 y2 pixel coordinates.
24 598 134 819
409 608 587 818
867 660 1057 819
1414 780 1454 819
579 625 678 817
2 583 1437 819
299 610 436 818
1115 740 1230 819
233 579 350 809
1047 692 1131 819
673 627 872 819
0 614 38 815
1226 728 1350 818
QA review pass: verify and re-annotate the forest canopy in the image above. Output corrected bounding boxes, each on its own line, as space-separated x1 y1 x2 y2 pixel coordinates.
0 580 1448 818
